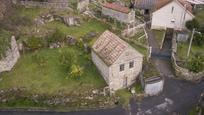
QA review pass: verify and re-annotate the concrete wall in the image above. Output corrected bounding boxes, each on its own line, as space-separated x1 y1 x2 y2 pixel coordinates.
144 77 164 96
0 36 20 73
102 6 135 24
151 1 194 30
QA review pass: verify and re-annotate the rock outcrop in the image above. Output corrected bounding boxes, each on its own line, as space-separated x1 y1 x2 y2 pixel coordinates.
0 36 20 73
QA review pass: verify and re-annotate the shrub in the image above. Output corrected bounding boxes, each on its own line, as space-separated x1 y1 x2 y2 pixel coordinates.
24 37 45 50
186 19 200 30
69 64 84 79
47 29 65 44
187 55 204 73
59 49 76 72
193 33 204 46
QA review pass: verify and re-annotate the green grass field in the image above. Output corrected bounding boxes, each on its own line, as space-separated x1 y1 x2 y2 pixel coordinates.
0 46 106 95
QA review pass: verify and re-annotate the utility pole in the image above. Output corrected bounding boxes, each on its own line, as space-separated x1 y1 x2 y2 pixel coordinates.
187 28 195 58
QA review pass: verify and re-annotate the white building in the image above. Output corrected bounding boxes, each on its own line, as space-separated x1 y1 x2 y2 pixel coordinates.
102 2 135 24
151 0 194 30
92 30 143 91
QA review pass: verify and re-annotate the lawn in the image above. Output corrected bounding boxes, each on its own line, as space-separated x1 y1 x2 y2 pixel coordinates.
0 46 106 95
42 19 110 40
152 29 166 48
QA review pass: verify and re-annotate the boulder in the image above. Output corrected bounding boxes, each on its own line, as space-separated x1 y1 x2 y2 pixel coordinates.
63 16 80 26
66 35 76 45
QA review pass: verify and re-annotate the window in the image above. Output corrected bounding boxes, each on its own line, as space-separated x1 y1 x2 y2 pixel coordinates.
171 6 174 14
120 64 125 71
129 61 134 68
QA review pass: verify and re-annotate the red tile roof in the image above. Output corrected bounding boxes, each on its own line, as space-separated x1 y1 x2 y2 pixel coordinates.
102 2 130 14
92 30 143 66
154 0 193 13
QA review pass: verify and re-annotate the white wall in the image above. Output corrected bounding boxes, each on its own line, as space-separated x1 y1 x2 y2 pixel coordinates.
145 80 164 96
151 1 194 30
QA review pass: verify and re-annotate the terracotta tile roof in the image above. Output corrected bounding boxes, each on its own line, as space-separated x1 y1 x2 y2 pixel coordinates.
154 0 193 13
102 2 130 14
134 0 192 13
92 30 128 66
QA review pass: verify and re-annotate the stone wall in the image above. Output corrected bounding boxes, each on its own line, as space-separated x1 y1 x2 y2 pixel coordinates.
77 0 89 12
171 33 204 82
102 6 135 24
0 0 13 20
0 36 20 73
18 0 69 9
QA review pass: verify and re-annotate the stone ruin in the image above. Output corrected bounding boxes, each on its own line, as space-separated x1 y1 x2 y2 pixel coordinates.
63 16 80 26
0 36 20 73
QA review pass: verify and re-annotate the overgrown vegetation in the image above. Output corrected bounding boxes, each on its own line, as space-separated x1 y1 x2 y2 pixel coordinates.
0 29 12 58
187 54 204 73
185 19 200 30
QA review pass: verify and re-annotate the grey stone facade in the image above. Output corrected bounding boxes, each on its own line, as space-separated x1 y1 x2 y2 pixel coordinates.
92 31 143 91
102 3 135 24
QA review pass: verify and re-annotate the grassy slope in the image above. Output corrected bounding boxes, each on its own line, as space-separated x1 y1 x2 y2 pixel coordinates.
0 47 106 95
42 19 109 39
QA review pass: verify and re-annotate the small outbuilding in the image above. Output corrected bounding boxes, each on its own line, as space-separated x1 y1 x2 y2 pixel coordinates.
102 2 135 24
92 30 143 91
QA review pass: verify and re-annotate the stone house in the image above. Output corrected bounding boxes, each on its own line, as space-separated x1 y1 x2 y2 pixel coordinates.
77 0 89 12
92 30 143 91
102 2 135 24
151 0 194 30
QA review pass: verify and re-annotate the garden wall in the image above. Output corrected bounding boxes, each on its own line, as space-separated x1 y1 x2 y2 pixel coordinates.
18 0 69 9
0 36 20 73
171 33 204 82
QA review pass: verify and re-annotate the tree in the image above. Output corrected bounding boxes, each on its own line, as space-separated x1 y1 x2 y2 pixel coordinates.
186 19 200 30
193 33 204 46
